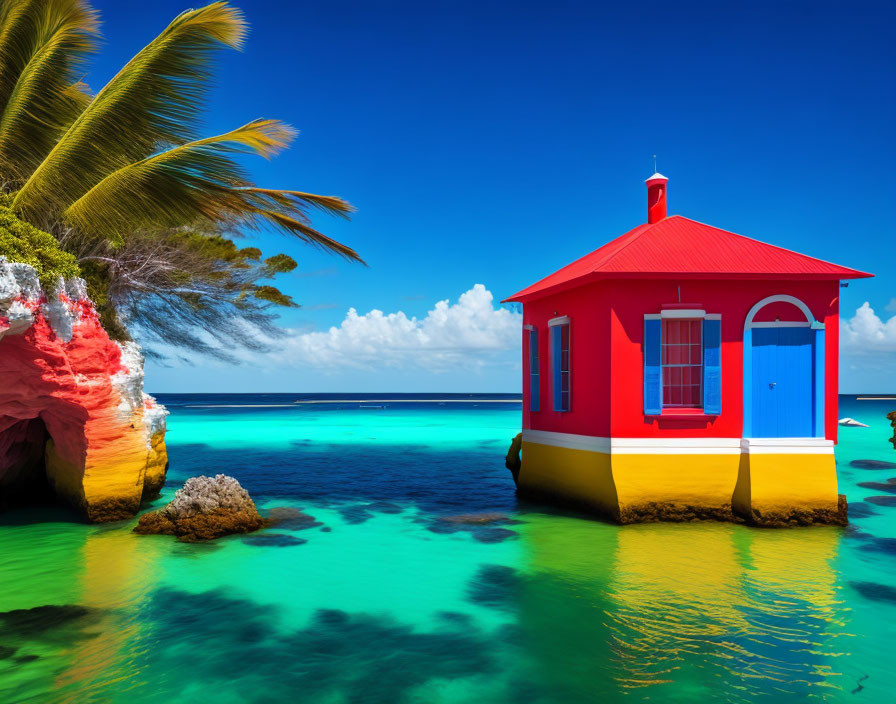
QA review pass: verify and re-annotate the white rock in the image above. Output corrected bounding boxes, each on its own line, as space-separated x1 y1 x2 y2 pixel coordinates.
143 394 169 439
838 417 869 428
6 260 40 300
42 297 74 342
4 299 34 335
0 257 17 306
111 342 146 415
65 277 88 301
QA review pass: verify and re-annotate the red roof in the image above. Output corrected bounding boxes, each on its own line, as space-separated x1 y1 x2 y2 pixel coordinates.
504 215 872 303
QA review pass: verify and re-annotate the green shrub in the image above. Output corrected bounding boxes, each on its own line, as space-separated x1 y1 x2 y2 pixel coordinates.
263 253 297 274
0 194 80 291
253 285 297 307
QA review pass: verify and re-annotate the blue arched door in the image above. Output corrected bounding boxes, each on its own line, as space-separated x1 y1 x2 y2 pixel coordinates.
751 326 815 437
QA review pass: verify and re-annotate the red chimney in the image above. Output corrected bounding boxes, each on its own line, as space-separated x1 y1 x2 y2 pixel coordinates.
646 172 668 224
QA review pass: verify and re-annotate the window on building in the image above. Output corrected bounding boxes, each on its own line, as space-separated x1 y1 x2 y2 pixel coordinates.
528 328 539 412
551 321 570 412
661 319 702 408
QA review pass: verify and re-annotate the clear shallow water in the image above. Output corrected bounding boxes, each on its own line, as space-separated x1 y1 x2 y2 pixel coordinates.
0 393 894 703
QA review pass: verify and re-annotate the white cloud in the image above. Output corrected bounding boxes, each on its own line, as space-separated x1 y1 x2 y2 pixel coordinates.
273 284 522 372
840 302 896 355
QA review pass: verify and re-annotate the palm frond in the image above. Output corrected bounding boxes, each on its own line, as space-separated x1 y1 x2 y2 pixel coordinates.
242 187 355 218
64 119 362 263
64 119 293 240
257 209 361 262
0 0 98 184
12 1 244 221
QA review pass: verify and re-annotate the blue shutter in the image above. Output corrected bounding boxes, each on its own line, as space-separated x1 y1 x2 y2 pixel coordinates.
552 325 562 411
703 318 721 415
529 329 539 412
643 318 662 415
813 328 825 437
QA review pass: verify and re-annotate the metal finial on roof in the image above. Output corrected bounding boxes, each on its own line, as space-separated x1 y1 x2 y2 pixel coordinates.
653 154 657 172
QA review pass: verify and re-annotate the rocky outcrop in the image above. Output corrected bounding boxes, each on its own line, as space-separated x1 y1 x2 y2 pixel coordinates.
0 257 168 521
887 411 896 450
744 494 849 527
134 474 264 541
505 432 522 484
618 502 741 525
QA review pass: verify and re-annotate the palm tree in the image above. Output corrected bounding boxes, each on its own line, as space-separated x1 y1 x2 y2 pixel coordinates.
0 0 360 355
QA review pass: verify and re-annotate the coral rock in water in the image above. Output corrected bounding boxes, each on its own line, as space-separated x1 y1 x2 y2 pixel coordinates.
135 474 264 541
887 411 896 450
505 433 522 484
0 257 168 521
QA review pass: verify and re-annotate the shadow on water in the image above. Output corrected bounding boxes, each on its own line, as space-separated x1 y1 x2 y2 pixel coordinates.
127 587 499 703
0 502 85 527
0 604 99 643
241 533 307 547
0 602 105 699
849 581 896 604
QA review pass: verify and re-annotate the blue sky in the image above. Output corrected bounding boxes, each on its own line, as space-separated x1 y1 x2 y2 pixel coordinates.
88 0 894 393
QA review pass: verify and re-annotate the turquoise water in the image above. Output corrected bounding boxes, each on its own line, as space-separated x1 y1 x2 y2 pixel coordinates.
0 393 894 703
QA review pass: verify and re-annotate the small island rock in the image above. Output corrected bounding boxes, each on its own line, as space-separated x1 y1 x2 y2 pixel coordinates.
134 474 264 541
505 433 522 484
888 411 896 451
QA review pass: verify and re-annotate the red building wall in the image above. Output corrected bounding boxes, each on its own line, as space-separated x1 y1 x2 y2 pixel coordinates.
523 278 840 441
522 281 611 437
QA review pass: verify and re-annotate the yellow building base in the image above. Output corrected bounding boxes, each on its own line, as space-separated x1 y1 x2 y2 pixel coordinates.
519 440 619 518
518 432 846 526
733 439 845 525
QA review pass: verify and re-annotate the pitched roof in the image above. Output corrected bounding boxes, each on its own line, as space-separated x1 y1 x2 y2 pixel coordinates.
503 215 872 303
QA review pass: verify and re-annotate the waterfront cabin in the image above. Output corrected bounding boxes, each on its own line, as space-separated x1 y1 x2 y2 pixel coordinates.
504 173 872 524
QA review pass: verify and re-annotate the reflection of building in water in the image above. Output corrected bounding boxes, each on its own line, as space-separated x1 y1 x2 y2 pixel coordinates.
607 524 749 691
56 528 163 696
515 513 622 701
729 527 844 692
517 517 846 702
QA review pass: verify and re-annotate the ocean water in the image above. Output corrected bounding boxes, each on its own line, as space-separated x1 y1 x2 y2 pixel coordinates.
0 393 894 703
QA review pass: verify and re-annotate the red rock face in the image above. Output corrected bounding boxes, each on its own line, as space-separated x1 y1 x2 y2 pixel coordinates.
0 259 168 521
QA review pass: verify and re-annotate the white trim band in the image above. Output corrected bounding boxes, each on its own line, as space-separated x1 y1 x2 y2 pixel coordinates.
741 437 834 455
612 437 741 455
548 315 570 327
522 430 834 455
522 430 743 455
523 429 609 453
